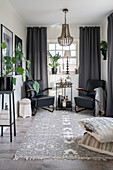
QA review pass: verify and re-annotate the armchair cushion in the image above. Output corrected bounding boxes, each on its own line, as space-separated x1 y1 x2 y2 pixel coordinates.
75 96 94 109
35 95 54 107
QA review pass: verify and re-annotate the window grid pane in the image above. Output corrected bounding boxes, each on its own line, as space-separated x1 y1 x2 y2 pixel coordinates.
49 44 55 50
49 51 55 56
56 44 62 50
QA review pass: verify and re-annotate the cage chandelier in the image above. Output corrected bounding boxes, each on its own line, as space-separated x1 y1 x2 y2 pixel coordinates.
58 8 73 46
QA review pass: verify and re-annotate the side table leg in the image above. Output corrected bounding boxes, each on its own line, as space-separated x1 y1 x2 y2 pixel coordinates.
71 85 72 111
56 86 57 110
12 91 16 136
9 94 12 142
1 126 3 136
2 94 4 109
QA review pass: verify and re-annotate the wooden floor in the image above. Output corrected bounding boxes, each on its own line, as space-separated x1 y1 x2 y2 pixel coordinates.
0 115 113 170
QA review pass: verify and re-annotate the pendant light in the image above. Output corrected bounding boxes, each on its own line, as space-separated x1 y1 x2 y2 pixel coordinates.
58 8 73 46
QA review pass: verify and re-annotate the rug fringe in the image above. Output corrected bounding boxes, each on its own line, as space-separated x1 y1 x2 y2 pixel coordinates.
13 156 113 161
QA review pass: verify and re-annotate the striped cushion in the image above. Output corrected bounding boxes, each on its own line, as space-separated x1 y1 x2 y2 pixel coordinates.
79 133 113 156
79 117 113 143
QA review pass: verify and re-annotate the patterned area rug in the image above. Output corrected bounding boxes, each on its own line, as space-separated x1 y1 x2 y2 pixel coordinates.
14 110 113 160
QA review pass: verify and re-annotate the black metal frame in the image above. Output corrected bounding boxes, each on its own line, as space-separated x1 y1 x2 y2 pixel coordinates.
42 106 54 112
75 105 95 116
75 105 87 113
56 82 73 111
0 90 16 142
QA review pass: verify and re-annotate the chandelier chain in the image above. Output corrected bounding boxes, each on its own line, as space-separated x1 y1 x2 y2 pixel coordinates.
64 10 66 24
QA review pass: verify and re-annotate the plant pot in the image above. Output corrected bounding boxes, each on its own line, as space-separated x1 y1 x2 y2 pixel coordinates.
0 77 13 91
101 49 107 60
52 68 57 74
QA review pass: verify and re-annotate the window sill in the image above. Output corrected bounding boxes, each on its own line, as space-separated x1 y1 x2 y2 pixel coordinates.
48 73 79 76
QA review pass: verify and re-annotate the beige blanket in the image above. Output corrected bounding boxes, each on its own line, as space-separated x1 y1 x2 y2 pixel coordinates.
95 87 106 116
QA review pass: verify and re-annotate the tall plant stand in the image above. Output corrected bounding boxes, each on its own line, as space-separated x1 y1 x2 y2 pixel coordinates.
0 90 16 142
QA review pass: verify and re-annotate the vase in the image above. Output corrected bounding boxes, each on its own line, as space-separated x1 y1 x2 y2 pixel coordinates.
0 77 13 90
52 68 57 74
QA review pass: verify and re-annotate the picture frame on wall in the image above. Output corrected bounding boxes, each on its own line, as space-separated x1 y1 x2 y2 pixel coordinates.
15 35 22 75
1 24 13 76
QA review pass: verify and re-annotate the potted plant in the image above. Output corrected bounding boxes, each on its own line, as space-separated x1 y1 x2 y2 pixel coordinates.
48 51 61 74
1 42 39 93
100 40 108 60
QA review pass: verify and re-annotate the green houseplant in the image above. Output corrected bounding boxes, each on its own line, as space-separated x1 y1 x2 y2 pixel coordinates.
48 51 61 74
1 42 39 93
100 40 108 60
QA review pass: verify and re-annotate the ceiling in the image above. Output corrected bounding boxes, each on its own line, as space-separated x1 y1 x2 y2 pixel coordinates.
8 0 113 26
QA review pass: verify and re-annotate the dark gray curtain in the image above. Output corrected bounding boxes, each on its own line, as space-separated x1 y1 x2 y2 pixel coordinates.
106 13 113 116
79 27 101 90
27 27 48 91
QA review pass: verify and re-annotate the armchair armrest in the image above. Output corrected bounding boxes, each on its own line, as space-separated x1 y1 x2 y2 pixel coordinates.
42 87 52 92
26 89 35 98
27 89 35 92
76 88 88 92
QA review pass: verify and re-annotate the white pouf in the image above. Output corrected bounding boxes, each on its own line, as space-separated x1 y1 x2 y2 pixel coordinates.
19 98 31 118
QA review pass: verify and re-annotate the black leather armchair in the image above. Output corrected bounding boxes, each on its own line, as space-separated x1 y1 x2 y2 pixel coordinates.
25 80 54 114
74 79 105 114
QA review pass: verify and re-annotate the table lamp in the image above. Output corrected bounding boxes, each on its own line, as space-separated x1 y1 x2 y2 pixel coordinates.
64 50 71 74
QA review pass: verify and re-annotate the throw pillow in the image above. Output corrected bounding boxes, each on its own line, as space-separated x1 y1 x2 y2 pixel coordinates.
79 133 113 157
79 117 113 143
